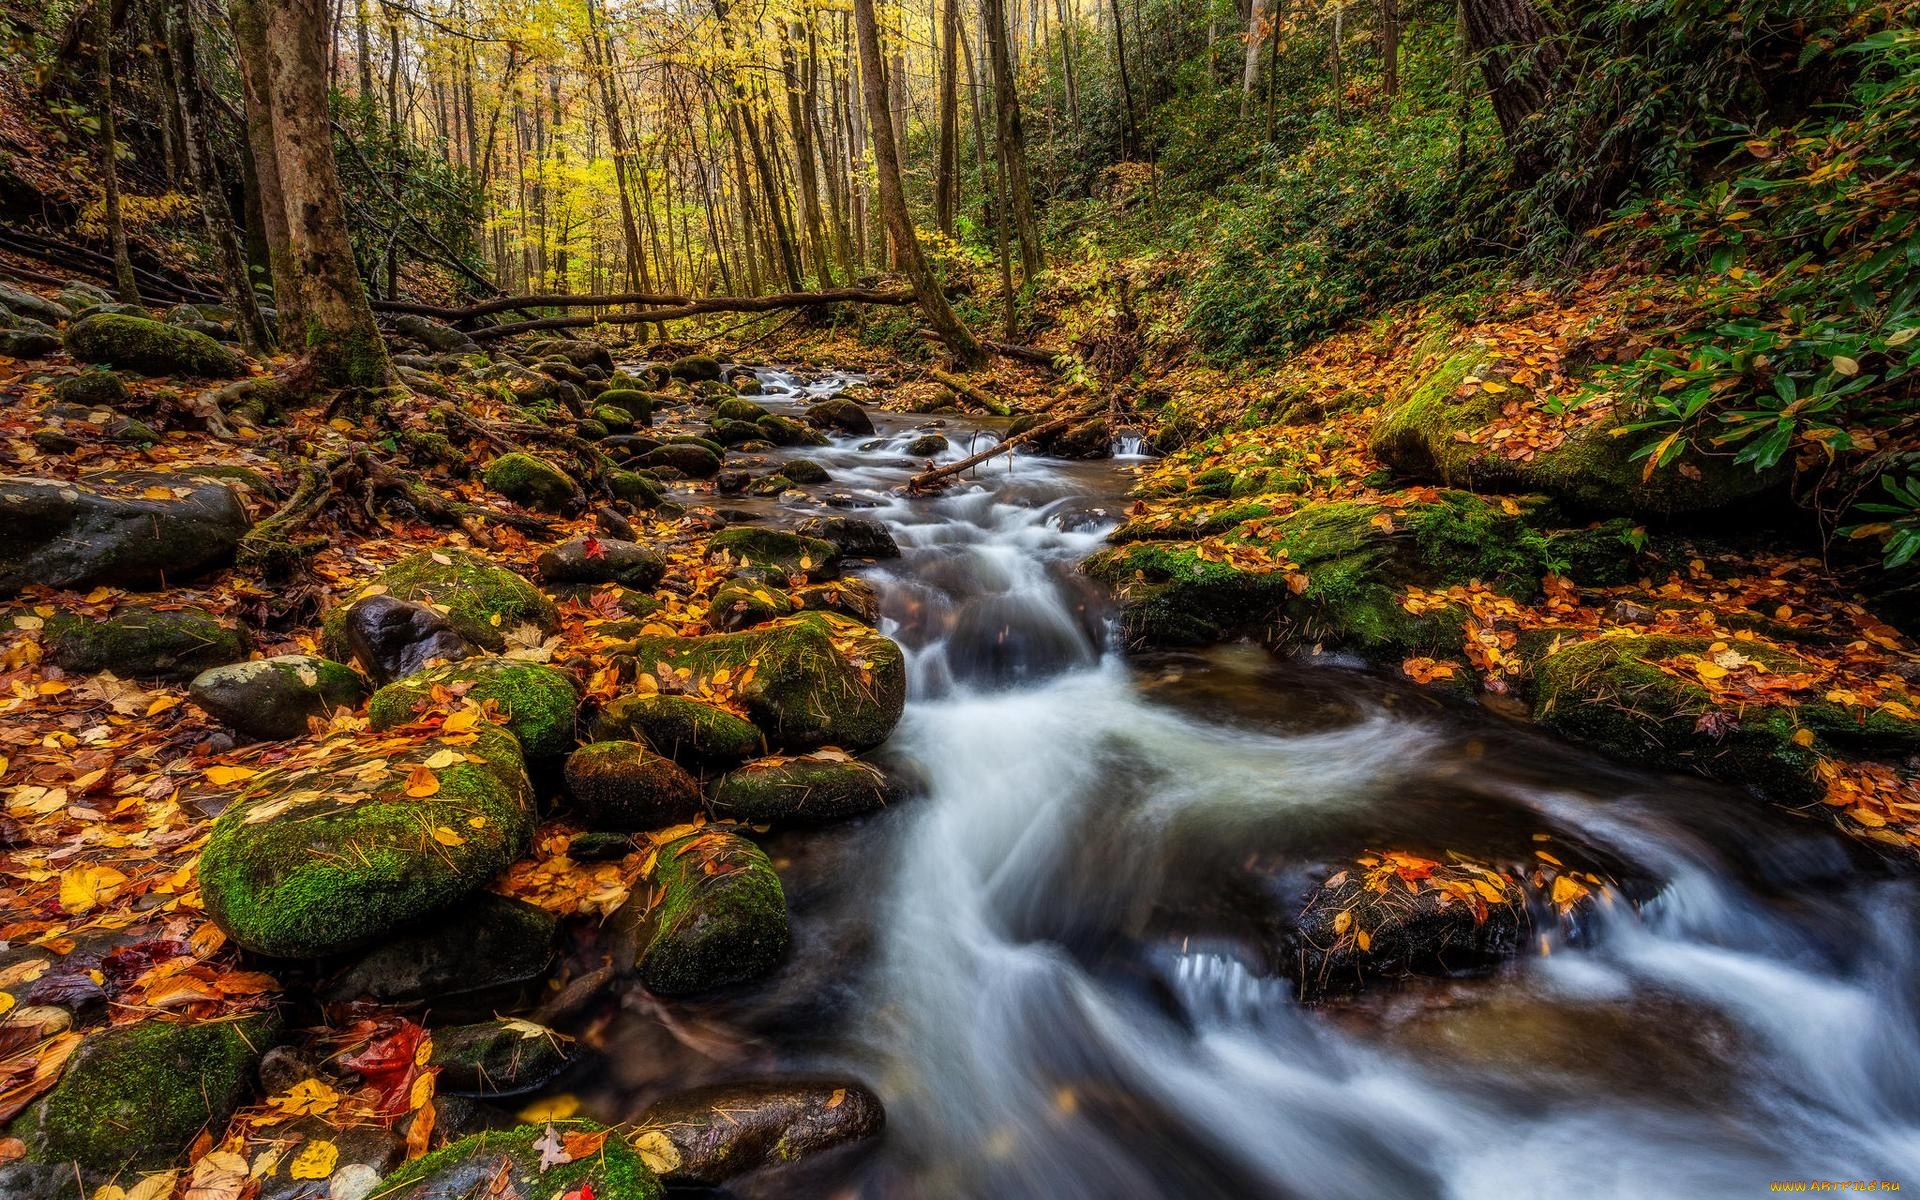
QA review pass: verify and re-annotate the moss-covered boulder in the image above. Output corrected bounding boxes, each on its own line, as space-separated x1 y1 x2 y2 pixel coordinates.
621 829 788 995
598 388 655 423
608 469 666 508
49 370 127 408
589 693 765 767
0 470 251 595
375 1121 663 1200
636 443 720 478
482 452 577 513
905 433 949 457
1295 855 1527 997
632 1080 884 1187
707 526 840 581
9 1015 277 1172
710 755 897 824
1370 346 1785 517
537 535 666 590
367 658 580 760
189 654 367 739
323 549 559 657
614 614 904 751
429 1019 575 1097
197 724 535 957
806 397 874 435
63 313 244 378
323 892 554 1009
795 515 898 559
46 606 250 679
1532 634 1920 800
564 740 705 829
714 396 767 423
793 578 881 625
756 414 829 447
670 354 723 382
707 580 797 632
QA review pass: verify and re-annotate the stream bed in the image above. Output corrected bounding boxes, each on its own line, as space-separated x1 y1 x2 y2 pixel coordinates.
579 368 1920 1198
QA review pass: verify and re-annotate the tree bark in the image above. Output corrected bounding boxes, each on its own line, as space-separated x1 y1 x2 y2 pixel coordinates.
1458 0 1563 182
1239 0 1266 119
983 0 1043 285
95 0 140 304
934 0 959 235
851 0 984 365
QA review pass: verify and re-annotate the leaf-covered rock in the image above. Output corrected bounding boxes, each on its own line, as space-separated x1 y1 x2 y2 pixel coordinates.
374 1121 663 1200
710 754 898 824
707 526 840 581
631 1080 884 1186
367 657 581 759
189 654 369 739
619 828 788 995
322 549 559 657
536 535 667 590
563 740 705 829
589 693 766 767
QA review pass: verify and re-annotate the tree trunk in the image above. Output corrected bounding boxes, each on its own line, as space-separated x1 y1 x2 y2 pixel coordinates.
229 0 303 335
259 0 391 386
1458 0 1563 182
1239 0 1266 119
583 0 652 295
983 0 1043 285
934 0 959 235
95 0 140 305
1109 0 1137 157
851 0 984 366
781 20 835 287
1381 0 1400 96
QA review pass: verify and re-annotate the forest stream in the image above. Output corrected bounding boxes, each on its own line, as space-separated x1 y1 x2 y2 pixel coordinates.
566 368 1920 1198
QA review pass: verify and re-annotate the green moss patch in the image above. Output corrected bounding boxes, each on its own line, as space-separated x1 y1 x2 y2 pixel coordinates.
710 755 895 824
374 1120 662 1200
628 829 788 995
482 452 577 513
367 658 580 759
47 606 250 680
64 313 245 378
589 693 766 767
323 549 559 656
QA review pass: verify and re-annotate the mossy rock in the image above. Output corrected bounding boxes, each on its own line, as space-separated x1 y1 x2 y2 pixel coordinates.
9 1015 278 1172
597 388 655 423
806 397 874 435
714 397 768 423
709 418 767 446
375 1121 662 1200
632 1081 884 1187
323 549 559 657
63 313 245 378
367 658 580 760
576 418 611 441
792 578 881 625
1370 347 1786 517
756 414 828 447
707 527 840 581
904 433 949 457
49 370 126 408
323 892 555 1009
592 404 637 433
197 724 535 957
563 740 705 830
612 613 904 751
607 469 666 508
589 693 765 767
638 443 722 478
429 1020 575 1097
707 580 797 632
482 452 577 513
710 755 896 824
189 654 368 740
782 458 832 485
670 354 722 382
537 535 667 590
46 606 250 680
624 829 788 995
1532 634 1920 801
1296 858 1527 997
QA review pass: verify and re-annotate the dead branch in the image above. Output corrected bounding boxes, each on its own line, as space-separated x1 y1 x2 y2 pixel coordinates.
907 402 1105 491
926 367 1012 415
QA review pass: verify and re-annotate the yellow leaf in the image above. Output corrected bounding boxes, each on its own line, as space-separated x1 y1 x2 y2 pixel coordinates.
424 748 458 769
37 680 70 696
431 826 466 846
1693 660 1728 682
408 1071 436 1110
404 766 440 798
59 864 128 913
1643 432 1680 482
140 486 174 501
1332 910 1352 936
1832 355 1860 377
518 1093 580 1122
1790 728 1816 747
1551 876 1587 906
288 1139 338 1180
205 764 257 786
1480 379 1507 393
631 1129 682 1175
440 711 480 734
1355 930 1372 952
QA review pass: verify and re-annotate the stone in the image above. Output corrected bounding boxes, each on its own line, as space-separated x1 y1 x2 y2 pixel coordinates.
0 470 250 594
805 398 874 435
756 413 828 447
706 527 840 581
0 323 61 358
336 595 479 685
429 1020 576 1097
56 281 114 313
637 443 721 478
189 654 369 740
1294 856 1527 996
669 354 722 381
374 1122 662 1200
905 433 949 457
795 515 899 559
0 283 69 326
632 1080 884 1186
792 578 881 625
781 458 832 485
563 740 704 830
323 893 555 1008
536 536 666 590
714 396 768 422
526 337 615 373
597 388 655 423
254 1118 402 1200
64 313 245 378
322 549 559 658
706 580 796 632
589 693 765 767
620 829 787 995
607 469 666 508
46 606 250 680
482 452 577 513
710 755 898 824
368 658 580 760
197 724 535 957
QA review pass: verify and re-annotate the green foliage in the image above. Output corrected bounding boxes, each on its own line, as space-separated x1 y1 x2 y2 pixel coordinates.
330 91 487 294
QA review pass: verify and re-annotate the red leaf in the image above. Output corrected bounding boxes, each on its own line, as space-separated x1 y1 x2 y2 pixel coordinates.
583 536 606 560
339 1019 430 1116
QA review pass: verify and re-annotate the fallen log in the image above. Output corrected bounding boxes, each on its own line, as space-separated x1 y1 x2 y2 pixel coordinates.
460 287 918 341
907 403 1104 491
925 368 1011 416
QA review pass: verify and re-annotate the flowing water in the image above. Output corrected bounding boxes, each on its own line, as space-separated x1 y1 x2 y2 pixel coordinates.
584 368 1920 1198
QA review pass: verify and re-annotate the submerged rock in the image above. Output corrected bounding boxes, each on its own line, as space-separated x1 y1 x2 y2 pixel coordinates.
621 828 788 995
46 606 250 680
252 1117 402 1200
375 1121 662 1200
537 535 666 590
189 654 368 739
0 470 251 594
197 724 534 957
1295 853 1527 997
322 549 559 658
324 892 555 1008
429 1019 576 1096
589 693 765 767
9 1015 276 1172
632 1080 884 1186
336 594 478 685
564 740 705 830
710 755 898 824
367 657 580 759
64 313 245 378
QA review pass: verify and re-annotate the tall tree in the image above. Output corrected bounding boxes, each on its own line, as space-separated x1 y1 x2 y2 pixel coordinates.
851 0 983 365
95 0 140 305
933 0 959 235
1458 0 1563 182
1239 0 1266 118
229 0 304 334
983 0 1042 285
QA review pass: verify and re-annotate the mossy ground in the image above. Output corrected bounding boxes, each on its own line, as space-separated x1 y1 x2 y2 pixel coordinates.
374 1120 662 1199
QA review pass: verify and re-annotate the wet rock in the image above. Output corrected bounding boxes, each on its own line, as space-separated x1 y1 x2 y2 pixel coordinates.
569 830 634 861
589 693 765 767
707 580 796 632
597 387 655 422
482 452 577 513
0 470 250 594
537 535 666 590
374 1121 662 1200
638 442 722 478
710 755 897 824
613 614 905 752
0 322 61 358
632 1080 884 1186
670 354 723 382
64 313 245 378
1007 414 1111 459
757 413 828 447
714 396 768 422
1295 854 1527 996
592 403 636 432
368 658 580 760
336 595 478 685
189 654 369 739
805 398 874 435
0 283 69 326
795 515 899 559
429 1019 576 1097
707 526 840 581
793 578 881 625
782 458 832 485
9 1015 276 1172
709 417 766 445
324 892 555 1008
619 828 788 995
46 606 250 680
391 314 480 354
528 337 615 373
197 724 535 957
607 469 666 508
254 1118 403 1200
57 281 114 313
904 433 949 457
564 740 705 830
715 468 751 496
322 549 559 658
